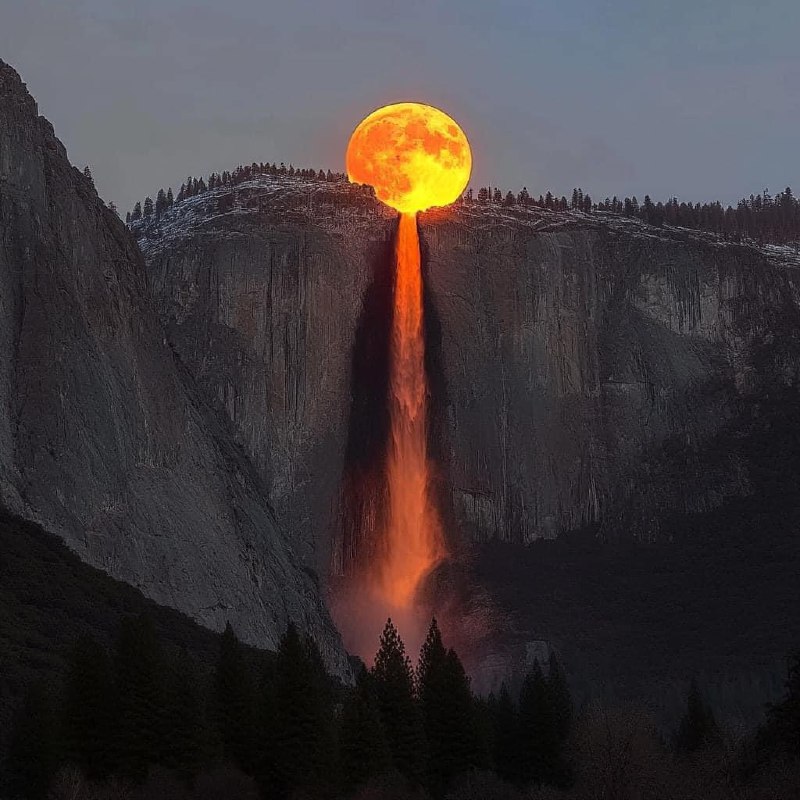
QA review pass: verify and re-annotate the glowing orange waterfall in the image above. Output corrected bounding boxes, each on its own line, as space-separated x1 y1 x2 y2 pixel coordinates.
337 102 471 658
376 213 447 610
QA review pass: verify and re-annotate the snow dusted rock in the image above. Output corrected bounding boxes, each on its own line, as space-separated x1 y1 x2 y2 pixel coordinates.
0 60 348 676
135 169 800 561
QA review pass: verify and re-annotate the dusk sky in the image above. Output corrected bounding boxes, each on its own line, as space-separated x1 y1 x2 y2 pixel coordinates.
2 0 798 213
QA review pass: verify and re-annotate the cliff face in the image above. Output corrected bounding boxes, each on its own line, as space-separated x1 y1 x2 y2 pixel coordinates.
135 176 800 561
0 61 347 674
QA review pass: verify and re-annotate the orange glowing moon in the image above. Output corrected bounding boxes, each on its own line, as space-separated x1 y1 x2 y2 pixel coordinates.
346 102 472 214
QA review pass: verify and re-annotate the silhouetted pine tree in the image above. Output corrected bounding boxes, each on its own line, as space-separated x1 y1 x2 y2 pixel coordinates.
676 679 718 753
417 619 481 794
212 623 257 774
766 651 800 756
131 201 142 221
338 665 391 792
163 646 207 778
490 683 519 782
61 634 116 779
114 614 166 780
7 682 60 800
155 188 168 218
270 623 335 796
547 652 572 746
518 661 560 786
143 196 154 218
371 619 425 784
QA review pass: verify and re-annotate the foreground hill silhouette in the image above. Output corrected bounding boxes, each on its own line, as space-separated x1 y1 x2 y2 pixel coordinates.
0 509 239 746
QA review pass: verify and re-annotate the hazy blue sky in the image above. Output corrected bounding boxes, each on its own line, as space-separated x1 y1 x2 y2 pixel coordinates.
2 0 798 213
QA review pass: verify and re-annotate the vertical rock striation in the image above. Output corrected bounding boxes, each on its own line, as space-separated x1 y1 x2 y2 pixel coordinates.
0 60 347 675
137 180 800 557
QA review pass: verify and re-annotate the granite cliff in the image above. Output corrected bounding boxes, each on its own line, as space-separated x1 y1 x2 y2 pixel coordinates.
133 174 800 720
133 172 800 566
0 61 347 675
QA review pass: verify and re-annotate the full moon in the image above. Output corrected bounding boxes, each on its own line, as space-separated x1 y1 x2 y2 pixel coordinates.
346 102 472 214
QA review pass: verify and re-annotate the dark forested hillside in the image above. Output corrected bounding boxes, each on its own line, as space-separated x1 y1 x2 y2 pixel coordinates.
0 510 252 744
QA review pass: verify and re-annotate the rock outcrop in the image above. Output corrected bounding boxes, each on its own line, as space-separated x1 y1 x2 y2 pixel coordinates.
134 174 800 563
0 60 347 675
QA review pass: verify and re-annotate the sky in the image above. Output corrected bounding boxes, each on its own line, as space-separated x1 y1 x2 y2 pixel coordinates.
1 0 798 213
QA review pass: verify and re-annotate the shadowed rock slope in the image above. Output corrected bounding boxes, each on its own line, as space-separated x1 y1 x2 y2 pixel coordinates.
0 61 346 675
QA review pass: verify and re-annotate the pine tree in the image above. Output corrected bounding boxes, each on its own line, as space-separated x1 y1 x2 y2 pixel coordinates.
61 635 116 779
767 651 800 755
167 187 174 206
490 683 519 782
212 622 257 774
114 614 166 780
155 188 168 218
338 665 391 792
83 165 94 186
163 647 207 778
493 188 503 204
518 662 559 786
477 187 489 203
371 619 425 784
676 679 718 753
417 619 480 794
131 201 142 221
547 652 572 745
271 623 335 796
143 196 154 218
7 682 60 800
